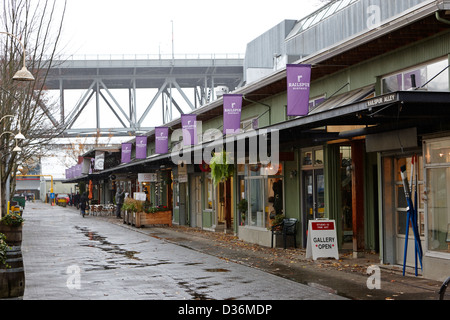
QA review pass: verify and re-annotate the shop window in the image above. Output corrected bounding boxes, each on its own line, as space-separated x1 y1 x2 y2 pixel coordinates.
302 147 324 167
287 96 326 120
395 156 425 237
205 174 213 210
424 138 450 253
173 182 180 208
382 58 449 93
244 164 283 229
249 178 265 227
237 175 247 226
241 117 258 132
340 146 352 243
308 96 326 113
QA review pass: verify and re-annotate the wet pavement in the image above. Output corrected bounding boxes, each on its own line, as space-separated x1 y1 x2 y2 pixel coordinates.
150 226 446 300
20 202 347 300
16 201 448 301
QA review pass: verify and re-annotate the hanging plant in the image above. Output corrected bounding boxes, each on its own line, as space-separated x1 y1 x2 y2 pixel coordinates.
209 151 234 186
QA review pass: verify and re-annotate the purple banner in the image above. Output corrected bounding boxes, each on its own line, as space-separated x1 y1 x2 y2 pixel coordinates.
136 136 148 159
121 143 132 163
287 64 311 116
181 114 197 146
223 94 242 134
155 127 169 154
74 164 82 178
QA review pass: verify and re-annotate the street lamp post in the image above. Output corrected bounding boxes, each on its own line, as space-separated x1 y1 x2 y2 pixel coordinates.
0 127 25 217
0 31 34 217
0 31 35 81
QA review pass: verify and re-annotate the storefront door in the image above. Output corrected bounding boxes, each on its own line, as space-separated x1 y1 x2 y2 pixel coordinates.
190 175 202 228
303 169 324 246
394 155 425 267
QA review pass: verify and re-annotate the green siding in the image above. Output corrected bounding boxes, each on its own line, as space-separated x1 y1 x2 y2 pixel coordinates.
310 31 450 98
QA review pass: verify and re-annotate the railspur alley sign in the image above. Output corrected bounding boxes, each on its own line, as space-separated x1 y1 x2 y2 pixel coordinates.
366 93 397 107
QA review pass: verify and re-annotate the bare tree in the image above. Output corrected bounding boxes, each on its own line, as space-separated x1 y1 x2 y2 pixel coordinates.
0 0 67 215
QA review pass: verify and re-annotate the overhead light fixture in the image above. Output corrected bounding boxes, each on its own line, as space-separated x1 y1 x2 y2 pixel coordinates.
12 144 22 152
12 66 35 82
14 132 25 140
0 32 35 82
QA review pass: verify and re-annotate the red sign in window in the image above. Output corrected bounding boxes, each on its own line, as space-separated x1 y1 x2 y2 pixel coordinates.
311 222 334 230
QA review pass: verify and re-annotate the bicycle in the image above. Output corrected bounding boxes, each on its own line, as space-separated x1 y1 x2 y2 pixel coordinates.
439 277 450 300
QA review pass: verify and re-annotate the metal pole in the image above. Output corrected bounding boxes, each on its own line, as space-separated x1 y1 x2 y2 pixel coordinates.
171 20 174 63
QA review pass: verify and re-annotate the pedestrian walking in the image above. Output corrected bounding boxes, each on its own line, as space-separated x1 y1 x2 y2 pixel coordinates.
80 192 89 218
115 187 125 219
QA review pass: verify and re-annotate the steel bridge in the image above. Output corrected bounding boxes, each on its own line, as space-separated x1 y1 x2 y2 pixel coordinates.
44 54 244 137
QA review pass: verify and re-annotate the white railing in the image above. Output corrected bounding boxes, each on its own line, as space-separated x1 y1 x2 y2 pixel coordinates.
49 53 244 61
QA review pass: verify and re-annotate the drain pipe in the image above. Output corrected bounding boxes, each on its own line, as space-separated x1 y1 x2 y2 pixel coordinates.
436 11 450 25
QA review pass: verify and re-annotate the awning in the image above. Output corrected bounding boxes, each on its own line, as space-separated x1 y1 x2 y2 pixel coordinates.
66 89 450 182
309 85 375 115
272 90 450 144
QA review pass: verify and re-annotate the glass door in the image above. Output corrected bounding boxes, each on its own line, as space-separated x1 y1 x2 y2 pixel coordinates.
303 169 325 246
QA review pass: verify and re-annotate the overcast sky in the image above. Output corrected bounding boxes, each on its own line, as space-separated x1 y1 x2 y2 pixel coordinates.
61 0 324 56
44 0 327 178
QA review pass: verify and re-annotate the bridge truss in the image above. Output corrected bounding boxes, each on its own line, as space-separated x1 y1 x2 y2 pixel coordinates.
45 54 244 137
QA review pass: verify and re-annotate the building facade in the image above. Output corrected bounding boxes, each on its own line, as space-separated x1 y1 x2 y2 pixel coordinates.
66 0 450 281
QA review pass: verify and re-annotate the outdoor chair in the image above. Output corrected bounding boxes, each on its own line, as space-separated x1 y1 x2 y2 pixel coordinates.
271 218 298 249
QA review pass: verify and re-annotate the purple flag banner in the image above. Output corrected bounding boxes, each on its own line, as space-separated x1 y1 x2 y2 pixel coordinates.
74 164 82 178
286 64 311 116
223 94 242 134
155 127 169 154
181 114 197 146
136 136 148 159
121 143 132 163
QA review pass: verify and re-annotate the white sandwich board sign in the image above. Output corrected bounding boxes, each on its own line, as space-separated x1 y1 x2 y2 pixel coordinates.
306 219 339 260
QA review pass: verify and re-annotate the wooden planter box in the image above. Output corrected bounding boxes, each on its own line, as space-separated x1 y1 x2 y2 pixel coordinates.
0 224 22 247
0 224 25 299
132 211 172 228
123 210 132 225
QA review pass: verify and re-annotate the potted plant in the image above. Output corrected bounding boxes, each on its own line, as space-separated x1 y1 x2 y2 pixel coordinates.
125 200 172 228
122 197 143 225
238 199 248 225
0 213 25 298
122 197 143 213
0 212 25 247
137 203 172 228
145 205 169 214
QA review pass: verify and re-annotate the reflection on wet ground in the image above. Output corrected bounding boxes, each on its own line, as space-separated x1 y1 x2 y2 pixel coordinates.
75 226 173 271
204 268 230 273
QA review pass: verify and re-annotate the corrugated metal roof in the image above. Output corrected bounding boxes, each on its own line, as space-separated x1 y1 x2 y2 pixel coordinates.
286 0 359 40
286 0 434 58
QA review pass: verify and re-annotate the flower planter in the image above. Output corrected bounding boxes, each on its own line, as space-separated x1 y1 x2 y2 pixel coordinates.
0 224 23 247
133 211 172 228
0 224 24 298
0 245 25 298
123 210 132 225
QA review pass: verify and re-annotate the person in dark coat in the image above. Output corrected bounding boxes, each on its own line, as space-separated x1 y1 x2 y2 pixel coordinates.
115 187 125 218
80 192 89 218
